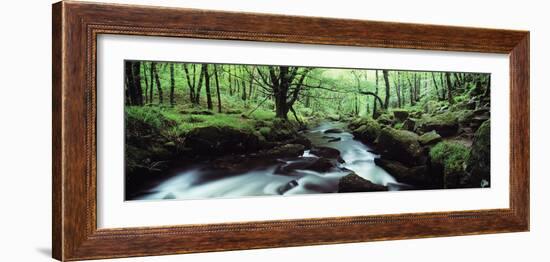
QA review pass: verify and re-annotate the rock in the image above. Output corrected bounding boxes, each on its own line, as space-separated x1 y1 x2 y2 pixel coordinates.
429 141 470 188
374 158 432 186
402 118 416 131
275 157 337 174
377 114 394 126
338 173 388 193
419 131 442 145
286 135 312 149
351 119 381 144
393 109 409 122
185 126 260 155
310 146 344 163
376 127 425 166
327 137 342 142
277 180 299 194
465 120 491 187
324 128 344 134
418 112 459 137
262 144 305 158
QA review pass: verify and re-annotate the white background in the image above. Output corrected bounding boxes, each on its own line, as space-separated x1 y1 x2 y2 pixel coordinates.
0 0 546 261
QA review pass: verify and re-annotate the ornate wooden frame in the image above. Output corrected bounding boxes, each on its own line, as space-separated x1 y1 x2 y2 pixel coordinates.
52 1 530 261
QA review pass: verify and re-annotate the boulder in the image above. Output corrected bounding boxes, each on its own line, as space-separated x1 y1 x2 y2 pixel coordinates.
310 146 344 163
418 112 459 137
324 128 344 134
429 141 470 188
377 114 394 126
419 131 442 145
465 120 491 187
402 118 416 131
185 126 260 155
261 144 305 158
275 157 338 175
376 127 425 166
338 173 388 193
374 158 432 187
351 119 381 144
393 109 409 122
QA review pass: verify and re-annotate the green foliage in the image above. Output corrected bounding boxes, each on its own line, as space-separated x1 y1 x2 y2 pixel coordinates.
430 141 470 174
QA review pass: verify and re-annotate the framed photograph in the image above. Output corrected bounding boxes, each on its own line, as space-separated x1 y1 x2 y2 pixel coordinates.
52 1 529 261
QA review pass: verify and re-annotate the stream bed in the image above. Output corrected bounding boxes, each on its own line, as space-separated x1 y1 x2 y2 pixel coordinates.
132 122 402 201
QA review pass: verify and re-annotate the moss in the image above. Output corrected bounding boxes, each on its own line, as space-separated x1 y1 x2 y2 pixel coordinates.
392 109 409 121
394 122 404 130
259 127 272 137
352 118 381 143
430 141 469 175
419 131 442 145
465 120 491 186
456 110 475 124
376 114 393 125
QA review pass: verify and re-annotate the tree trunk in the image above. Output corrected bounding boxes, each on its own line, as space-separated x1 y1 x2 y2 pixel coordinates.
182 64 195 104
407 74 415 106
241 67 247 101
169 63 175 106
228 65 233 96
130 61 143 105
431 72 440 100
124 61 136 105
383 70 390 109
149 62 154 104
196 65 205 104
142 63 149 104
214 65 222 113
204 64 213 110
151 62 162 104
445 72 454 104
373 70 379 118
395 72 402 108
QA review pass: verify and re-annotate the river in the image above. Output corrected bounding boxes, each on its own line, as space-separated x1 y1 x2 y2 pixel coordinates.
132 122 399 201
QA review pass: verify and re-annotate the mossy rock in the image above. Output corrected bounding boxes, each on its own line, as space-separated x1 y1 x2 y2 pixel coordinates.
374 158 431 187
258 127 272 137
429 141 470 188
351 118 381 144
465 120 491 187
185 126 260 155
338 173 388 193
392 109 410 122
377 114 394 126
402 118 416 131
418 112 459 137
419 131 442 145
377 127 425 166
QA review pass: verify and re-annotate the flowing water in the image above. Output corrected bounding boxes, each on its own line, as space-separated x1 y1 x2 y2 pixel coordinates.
133 122 399 201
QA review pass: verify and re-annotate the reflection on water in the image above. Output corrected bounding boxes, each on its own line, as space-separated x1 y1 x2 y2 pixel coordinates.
135 122 399 201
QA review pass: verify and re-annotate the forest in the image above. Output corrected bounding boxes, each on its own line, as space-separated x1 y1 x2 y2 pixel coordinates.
124 60 491 200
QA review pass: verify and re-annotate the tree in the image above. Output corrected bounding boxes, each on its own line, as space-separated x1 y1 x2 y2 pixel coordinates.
182 64 196 104
196 64 205 104
142 63 149 104
255 66 311 119
169 63 175 106
151 62 163 104
382 70 390 108
373 70 379 117
204 64 213 110
431 72 441 100
445 72 454 104
214 65 222 113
